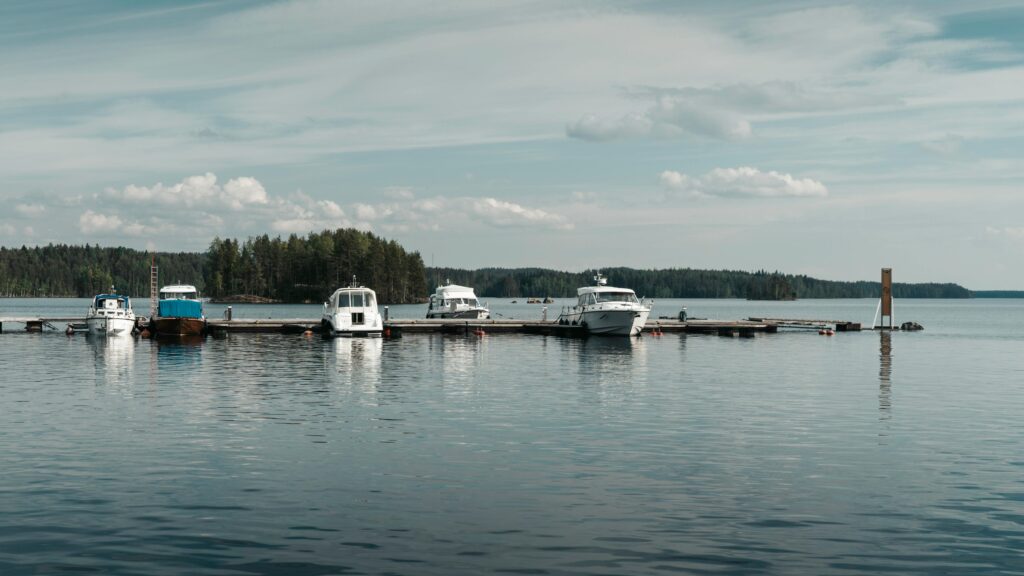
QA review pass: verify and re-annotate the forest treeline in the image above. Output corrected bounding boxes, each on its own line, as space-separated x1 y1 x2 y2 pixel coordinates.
0 244 203 298
0 234 975 301
426 267 972 299
204 229 426 303
0 229 427 304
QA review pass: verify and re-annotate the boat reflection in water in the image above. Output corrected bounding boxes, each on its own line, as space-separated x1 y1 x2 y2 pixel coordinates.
154 335 205 371
325 337 383 390
562 335 649 400
87 333 136 384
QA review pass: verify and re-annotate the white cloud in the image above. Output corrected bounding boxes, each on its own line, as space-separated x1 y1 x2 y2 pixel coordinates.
107 173 269 210
921 134 965 156
222 177 269 209
660 167 828 198
15 204 46 216
470 197 574 230
79 210 124 234
382 186 415 200
311 194 574 233
568 96 750 142
0 223 15 235
986 226 1024 240
78 210 150 236
634 81 893 115
566 113 652 141
270 192 353 234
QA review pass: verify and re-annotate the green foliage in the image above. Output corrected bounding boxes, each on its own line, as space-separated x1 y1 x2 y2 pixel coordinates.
203 229 426 304
971 291 1024 298
0 244 202 297
0 240 971 301
426 267 972 299
0 229 426 304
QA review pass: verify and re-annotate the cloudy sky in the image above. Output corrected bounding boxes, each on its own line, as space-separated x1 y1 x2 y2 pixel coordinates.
2 1 1023 288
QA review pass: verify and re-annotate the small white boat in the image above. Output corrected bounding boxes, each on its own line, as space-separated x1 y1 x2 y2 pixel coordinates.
557 273 651 336
322 277 383 337
86 293 136 336
426 280 490 320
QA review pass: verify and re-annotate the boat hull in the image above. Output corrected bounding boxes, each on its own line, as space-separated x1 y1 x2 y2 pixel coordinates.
152 317 206 337
321 315 383 338
426 308 490 320
582 308 649 336
86 316 136 336
559 307 650 336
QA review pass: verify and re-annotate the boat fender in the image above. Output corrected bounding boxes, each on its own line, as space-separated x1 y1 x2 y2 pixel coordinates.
65 324 74 336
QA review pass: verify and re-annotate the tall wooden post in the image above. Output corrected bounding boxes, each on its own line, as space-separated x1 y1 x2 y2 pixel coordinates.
878 267 893 329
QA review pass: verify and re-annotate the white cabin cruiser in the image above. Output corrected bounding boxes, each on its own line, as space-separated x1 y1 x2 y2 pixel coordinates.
426 280 490 320
86 293 136 336
322 277 383 337
557 273 651 336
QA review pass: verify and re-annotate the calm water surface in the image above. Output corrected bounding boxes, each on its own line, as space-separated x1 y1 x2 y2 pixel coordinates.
2 298 1023 574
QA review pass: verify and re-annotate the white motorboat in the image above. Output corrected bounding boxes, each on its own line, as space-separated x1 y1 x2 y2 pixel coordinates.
557 273 651 336
322 276 383 337
426 280 490 320
86 293 136 336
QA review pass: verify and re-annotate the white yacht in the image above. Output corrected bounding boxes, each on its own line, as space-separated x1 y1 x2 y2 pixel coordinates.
426 280 490 320
322 277 383 337
557 273 651 336
86 293 136 336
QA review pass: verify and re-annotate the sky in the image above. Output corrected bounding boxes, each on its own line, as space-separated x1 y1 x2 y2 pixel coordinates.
1 0 1023 288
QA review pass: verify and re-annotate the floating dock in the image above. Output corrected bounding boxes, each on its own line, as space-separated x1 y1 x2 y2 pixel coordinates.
1 316 781 336
200 318 779 336
747 317 863 331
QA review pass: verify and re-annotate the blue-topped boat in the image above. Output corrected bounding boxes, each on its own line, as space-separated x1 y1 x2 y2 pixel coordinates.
86 293 136 336
153 284 206 336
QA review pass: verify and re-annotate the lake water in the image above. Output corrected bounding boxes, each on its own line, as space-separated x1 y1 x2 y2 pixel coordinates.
2 298 1023 574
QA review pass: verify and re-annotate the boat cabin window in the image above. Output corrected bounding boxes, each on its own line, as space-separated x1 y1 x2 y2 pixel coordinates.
160 291 197 300
335 290 375 309
596 291 639 304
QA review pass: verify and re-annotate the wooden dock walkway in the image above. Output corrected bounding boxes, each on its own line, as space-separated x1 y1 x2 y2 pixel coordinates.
1 316 778 336
202 318 778 336
0 317 83 332
747 317 863 331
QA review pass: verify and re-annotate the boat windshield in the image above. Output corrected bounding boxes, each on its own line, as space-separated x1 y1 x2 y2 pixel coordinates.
595 291 639 304
337 290 375 308
160 291 197 300
444 298 479 307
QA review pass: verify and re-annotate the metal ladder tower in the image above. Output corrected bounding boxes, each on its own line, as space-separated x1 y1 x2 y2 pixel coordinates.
149 256 159 318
